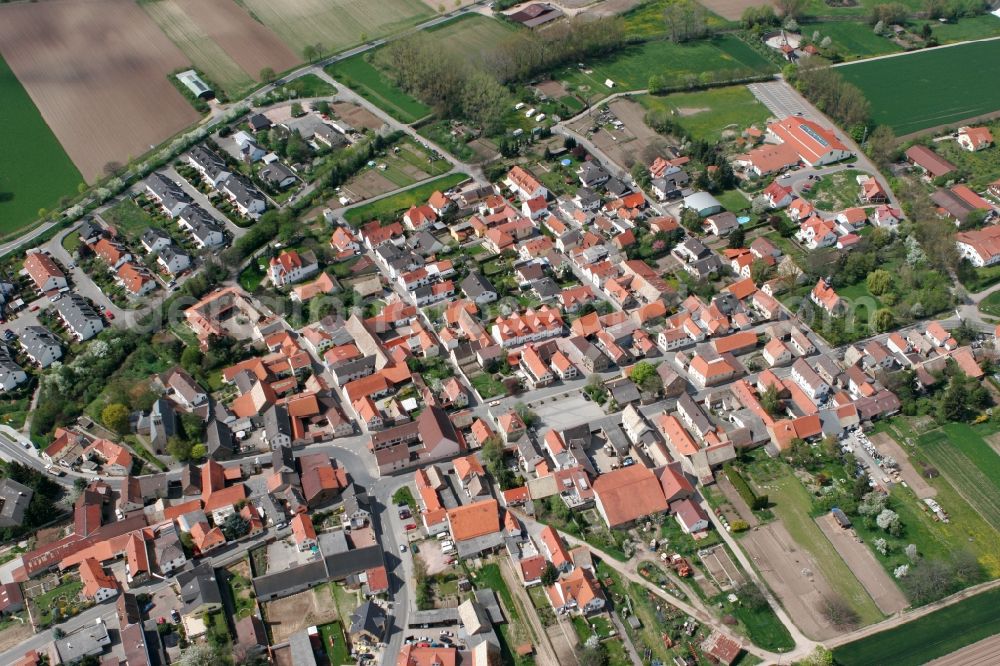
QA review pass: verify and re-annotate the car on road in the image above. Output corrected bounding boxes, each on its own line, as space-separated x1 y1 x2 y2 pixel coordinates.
399 544 407 553
405 523 416 531
171 609 180 623
104 309 115 320
29 305 39 312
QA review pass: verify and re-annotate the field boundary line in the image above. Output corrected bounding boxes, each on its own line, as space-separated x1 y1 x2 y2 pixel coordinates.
832 34 1000 68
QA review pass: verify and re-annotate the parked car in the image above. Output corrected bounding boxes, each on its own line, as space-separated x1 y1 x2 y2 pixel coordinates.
399 544 407 553
104 309 115 320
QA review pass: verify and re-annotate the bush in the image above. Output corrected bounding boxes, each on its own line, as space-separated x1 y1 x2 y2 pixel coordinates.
731 520 750 533
725 464 764 511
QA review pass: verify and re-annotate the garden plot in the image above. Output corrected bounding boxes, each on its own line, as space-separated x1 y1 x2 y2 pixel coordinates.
263 584 339 644
698 544 745 591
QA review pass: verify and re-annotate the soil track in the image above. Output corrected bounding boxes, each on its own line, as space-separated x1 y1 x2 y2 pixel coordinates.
738 521 842 640
815 514 908 615
926 633 1000 666
0 0 200 182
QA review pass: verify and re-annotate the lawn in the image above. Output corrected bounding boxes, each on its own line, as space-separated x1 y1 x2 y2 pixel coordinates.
918 14 1000 44
801 169 863 211
557 35 775 97
638 85 773 142
239 0 432 56
747 464 884 625
716 594 795 652
101 198 157 238
318 621 349 665
801 21 902 60
833 587 1000 666
716 188 751 214
980 290 1000 317
837 40 1000 135
280 73 336 98
326 54 431 123
470 373 508 399
919 423 1000 532
343 172 467 224
239 261 267 292
0 53 82 235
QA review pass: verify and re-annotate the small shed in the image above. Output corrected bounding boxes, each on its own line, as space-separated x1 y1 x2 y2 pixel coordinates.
831 507 852 528
176 70 214 100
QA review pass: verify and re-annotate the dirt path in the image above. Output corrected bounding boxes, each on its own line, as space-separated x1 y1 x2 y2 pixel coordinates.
870 432 936 499
499 557 566 666
815 514 908 615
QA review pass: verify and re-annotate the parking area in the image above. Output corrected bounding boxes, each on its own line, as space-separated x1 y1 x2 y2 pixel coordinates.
747 81 816 121
531 392 605 431
266 536 320 573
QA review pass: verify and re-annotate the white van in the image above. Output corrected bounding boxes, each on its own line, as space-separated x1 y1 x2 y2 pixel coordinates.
437 532 451 541
442 543 455 554
525 108 536 118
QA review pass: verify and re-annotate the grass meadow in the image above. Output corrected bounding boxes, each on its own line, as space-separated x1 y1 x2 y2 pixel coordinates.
837 40 1000 135
0 53 82 235
325 55 430 123
638 85 773 142
557 35 776 96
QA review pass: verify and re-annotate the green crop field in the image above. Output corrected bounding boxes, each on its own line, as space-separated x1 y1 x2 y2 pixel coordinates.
919 423 1000 530
838 40 1000 135
0 54 82 235
557 35 776 96
326 55 430 124
639 85 772 142
833 588 1000 666
802 21 903 59
344 172 467 225
239 0 432 56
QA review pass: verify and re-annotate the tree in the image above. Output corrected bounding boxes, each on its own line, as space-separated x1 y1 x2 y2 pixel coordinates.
866 269 892 295
866 125 899 167
260 67 276 83
820 595 860 629
221 512 250 541
578 643 608 666
662 0 708 43
876 508 901 535
303 44 318 62
760 383 782 416
101 403 129 435
630 162 651 189
290 102 304 118
482 436 515 490
775 0 807 18
727 225 746 249
736 582 768 610
190 443 207 460
181 346 203 376
801 647 834 666
872 308 894 332
905 543 919 562
514 401 538 428
178 643 229 666
167 436 194 462
540 562 560 586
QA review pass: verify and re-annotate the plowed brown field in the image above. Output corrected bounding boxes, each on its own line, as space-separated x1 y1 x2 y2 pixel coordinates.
0 0 199 182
